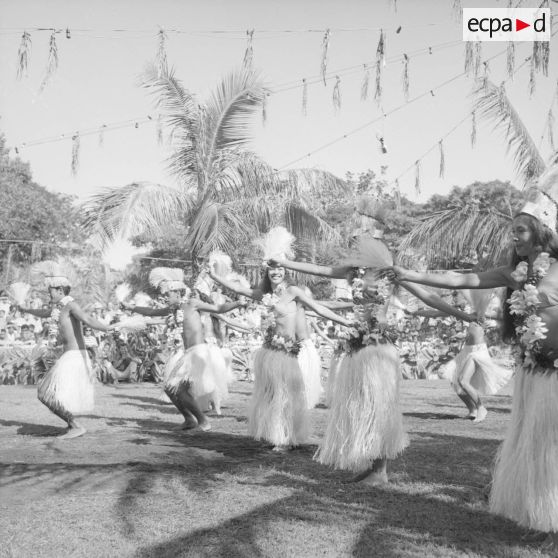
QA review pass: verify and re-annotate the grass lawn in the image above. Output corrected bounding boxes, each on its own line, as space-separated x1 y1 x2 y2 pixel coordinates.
0 378 553 557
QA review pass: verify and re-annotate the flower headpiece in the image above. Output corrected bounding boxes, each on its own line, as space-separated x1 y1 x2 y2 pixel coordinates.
149 267 188 295
255 226 295 267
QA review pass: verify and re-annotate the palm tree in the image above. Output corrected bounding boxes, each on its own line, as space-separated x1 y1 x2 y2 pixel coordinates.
398 78 558 269
82 66 346 266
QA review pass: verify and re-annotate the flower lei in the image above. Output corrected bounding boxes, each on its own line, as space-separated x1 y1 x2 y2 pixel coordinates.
263 325 301 356
337 271 397 354
47 296 74 340
508 252 558 370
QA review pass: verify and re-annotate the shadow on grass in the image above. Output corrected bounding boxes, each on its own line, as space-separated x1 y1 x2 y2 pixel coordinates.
404 411 462 420
0 418 65 437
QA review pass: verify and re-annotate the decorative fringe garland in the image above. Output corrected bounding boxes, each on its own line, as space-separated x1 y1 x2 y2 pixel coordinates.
156 28 168 78
71 132 80 176
452 0 463 21
389 0 398 12
529 47 537 97
16 31 32 80
548 108 555 151
333 75 341 112
321 29 330 86
506 42 515 80
302 78 308 115
98 124 106 147
243 29 254 69
414 160 421 195
464 42 474 75
39 31 58 93
402 54 409 101
394 179 402 212
473 43 482 78
438 140 445 178
156 114 163 145
374 30 385 104
471 111 477 147
361 64 370 101
482 61 490 91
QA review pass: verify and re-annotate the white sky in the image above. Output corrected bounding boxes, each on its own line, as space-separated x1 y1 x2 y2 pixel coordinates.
0 0 556 204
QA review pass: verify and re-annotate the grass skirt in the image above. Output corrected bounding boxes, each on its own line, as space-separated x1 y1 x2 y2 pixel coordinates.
197 347 234 413
298 339 323 409
490 365 558 532
452 343 512 395
248 347 309 446
37 350 94 415
315 343 408 471
325 353 344 407
164 343 229 401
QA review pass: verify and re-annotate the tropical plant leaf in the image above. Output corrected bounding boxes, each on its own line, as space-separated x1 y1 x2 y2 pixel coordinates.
474 79 546 187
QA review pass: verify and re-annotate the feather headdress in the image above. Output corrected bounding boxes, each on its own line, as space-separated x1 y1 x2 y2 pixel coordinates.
194 271 213 298
8 282 31 305
115 283 131 303
345 237 393 272
149 267 187 294
133 292 152 306
113 315 148 332
226 272 251 291
31 260 71 288
208 251 233 278
255 226 295 264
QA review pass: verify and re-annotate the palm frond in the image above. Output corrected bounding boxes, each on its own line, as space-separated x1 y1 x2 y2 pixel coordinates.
397 204 513 269
200 68 266 180
474 79 546 187
81 182 191 247
284 203 341 247
277 168 347 201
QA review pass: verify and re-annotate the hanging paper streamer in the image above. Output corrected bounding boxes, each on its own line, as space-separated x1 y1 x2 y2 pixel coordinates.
39 31 58 93
506 42 515 80
394 178 402 212
414 160 421 195
16 31 32 79
156 114 163 145
361 64 370 101
377 135 388 154
389 0 398 12
321 29 330 86
156 28 168 78
473 43 482 78
71 132 80 176
471 111 477 147
402 54 409 101
333 75 341 112
452 0 463 22
464 42 473 75
262 92 268 125
98 124 107 147
548 108 555 151
529 44 538 97
302 78 308 116
482 61 490 90
374 29 385 104
438 140 445 178
243 29 254 69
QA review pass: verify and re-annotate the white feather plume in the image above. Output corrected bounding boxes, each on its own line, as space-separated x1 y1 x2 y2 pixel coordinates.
115 283 131 303
114 315 148 332
462 288 493 317
149 267 184 289
209 251 232 278
8 282 31 305
194 271 213 297
255 226 295 261
133 292 152 306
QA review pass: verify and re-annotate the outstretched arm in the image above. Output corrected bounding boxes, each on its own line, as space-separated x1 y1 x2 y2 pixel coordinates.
208 269 258 299
310 320 335 346
400 282 474 322
386 266 512 290
122 303 171 317
289 287 353 327
400 282 475 322
17 306 51 318
195 300 246 314
69 303 111 332
269 257 350 279
213 313 254 333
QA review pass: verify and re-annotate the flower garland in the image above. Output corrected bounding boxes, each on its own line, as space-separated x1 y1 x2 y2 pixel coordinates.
263 325 301 356
47 295 74 340
508 252 558 369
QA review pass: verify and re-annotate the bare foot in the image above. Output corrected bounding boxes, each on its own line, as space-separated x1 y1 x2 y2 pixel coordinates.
360 471 389 486
57 426 86 440
272 445 291 453
473 406 487 423
197 421 212 432
173 419 198 430
466 409 477 420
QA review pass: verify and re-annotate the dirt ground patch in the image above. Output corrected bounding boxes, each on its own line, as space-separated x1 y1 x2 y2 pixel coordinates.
0 378 552 557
